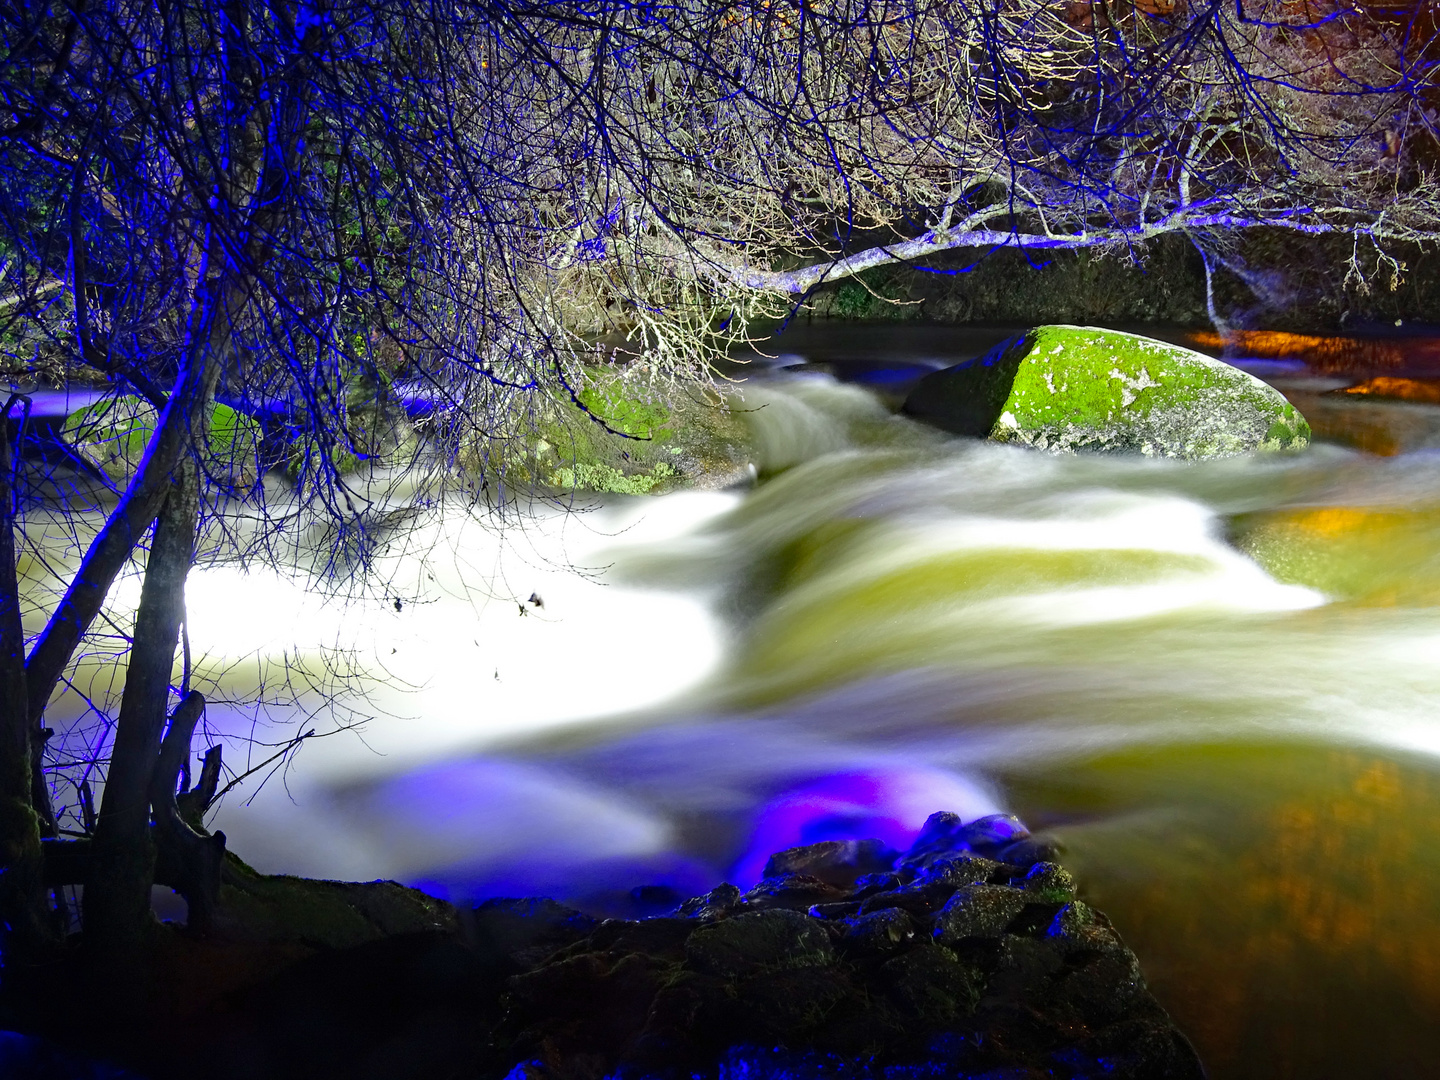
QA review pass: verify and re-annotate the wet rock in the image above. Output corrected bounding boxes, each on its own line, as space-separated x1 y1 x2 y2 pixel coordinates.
732 966 853 1040
852 871 902 895
582 917 696 963
740 872 851 911
858 879 956 919
839 907 917 955
762 838 898 888
1050 1018 1208 1080
673 882 743 921
959 813 1032 851
807 899 863 920
932 884 1030 943
896 810 969 869
685 908 834 978
470 897 599 972
995 834 1064 867
897 811 1033 870
487 822 1203 1079
166 809 1204 1080
879 943 983 1026
915 852 1004 889
506 948 675 1062
1021 862 1077 904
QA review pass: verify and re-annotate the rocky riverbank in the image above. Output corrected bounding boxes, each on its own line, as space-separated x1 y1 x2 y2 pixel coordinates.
3 811 1203 1080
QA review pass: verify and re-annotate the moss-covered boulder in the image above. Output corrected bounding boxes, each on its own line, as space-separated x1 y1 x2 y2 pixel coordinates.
903 325 1310 458
62 395 262 484
465 368 756 495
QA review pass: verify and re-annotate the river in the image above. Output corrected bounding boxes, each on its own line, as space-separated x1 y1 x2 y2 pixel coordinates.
31 325 1440 1078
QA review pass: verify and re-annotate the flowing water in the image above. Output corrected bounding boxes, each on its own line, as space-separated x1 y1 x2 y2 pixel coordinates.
30 326 1440 1078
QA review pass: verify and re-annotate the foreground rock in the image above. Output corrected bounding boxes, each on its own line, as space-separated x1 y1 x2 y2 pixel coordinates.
904 324 1310 458
486 812 1202 1080
22 813 1202 1080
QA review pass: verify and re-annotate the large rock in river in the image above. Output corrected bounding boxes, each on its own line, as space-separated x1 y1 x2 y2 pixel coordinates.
904 325 1310 458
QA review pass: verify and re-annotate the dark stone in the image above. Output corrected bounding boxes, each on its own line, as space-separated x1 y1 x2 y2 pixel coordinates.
582 917 695 962
897 811 1032 869
902 340 1027 438
1020 861 1076 904
761 838 899 888
878 943 983 1026
674 882 743 921
932 884 1030 944
857 880 956 919
915 852 1004 889
957 814 1031 852
994 834 1064 867
896 810 968 869
685 908 834 979
506 949 675 1063
807 899 863 920
852 871 902 895
732 966 854 1040
45 808 1202 1080
469 897 599 973
838 907 917 956
1050 1018 1208 1080
740 872 851 911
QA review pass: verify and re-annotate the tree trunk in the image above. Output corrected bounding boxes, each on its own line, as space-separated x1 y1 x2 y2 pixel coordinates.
0 398 52 965
22 295 231 835
82 457 199 987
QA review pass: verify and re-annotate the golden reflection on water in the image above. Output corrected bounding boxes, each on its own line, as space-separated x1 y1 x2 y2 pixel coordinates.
1005 747 1440 1078
1233 504 1440 605
1334 375 1440 405
1186 329 1440 373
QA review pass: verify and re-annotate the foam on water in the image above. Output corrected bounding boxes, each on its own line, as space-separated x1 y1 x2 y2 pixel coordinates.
37 372 1440 920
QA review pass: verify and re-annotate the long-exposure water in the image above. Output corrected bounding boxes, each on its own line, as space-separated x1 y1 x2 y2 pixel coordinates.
29 325 1440 1078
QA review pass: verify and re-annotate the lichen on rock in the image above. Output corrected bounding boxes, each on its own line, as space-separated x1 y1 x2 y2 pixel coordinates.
903 324 1311 459
467 367 756 496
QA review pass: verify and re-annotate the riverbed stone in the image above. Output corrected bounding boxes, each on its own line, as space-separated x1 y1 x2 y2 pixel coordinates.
932 883 1030 943
62 395 262 484
918 852 1004 889
903 324 1311 458
762 837 898 887
472 368 757 495
86 809 1202 1080
839 907 917 955
1022 862 1078 904
684 908 834 978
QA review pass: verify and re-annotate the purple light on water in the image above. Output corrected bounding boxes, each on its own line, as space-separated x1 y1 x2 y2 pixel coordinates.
731 766 1001 886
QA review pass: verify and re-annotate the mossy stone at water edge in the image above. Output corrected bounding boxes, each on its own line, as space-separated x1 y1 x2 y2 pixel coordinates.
63 395 263 482
904 324 1310 458
476 368 755 495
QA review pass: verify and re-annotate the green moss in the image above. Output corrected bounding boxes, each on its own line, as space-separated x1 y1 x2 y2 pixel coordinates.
948 325 1310 458
577 379 672 440
63 396 261 481
483 369 753 496
824 268 918 321
548 459 678 494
